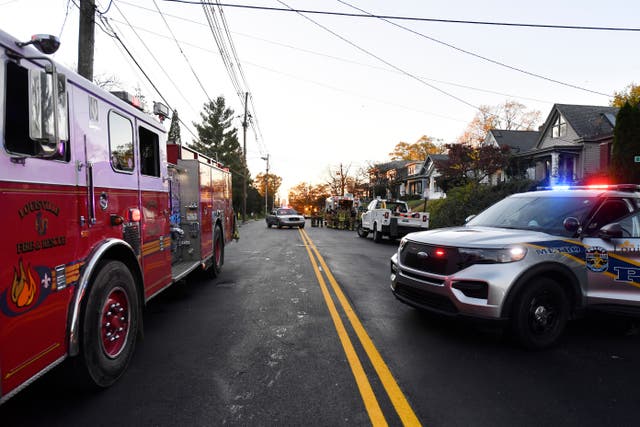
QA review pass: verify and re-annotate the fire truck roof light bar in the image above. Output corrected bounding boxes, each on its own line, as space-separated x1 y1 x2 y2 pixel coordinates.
110 91 144 111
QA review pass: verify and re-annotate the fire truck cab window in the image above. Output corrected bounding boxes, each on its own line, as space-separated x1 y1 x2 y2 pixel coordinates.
109 112 134 172
139 126 160 177
4 61 69 160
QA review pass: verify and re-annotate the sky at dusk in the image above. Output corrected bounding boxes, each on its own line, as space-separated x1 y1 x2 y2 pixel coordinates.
2 0 639 199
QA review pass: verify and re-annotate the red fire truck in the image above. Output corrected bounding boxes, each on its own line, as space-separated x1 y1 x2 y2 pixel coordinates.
0 30 235 403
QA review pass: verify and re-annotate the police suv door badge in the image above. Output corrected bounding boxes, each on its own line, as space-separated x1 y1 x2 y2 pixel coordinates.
586 246 609 272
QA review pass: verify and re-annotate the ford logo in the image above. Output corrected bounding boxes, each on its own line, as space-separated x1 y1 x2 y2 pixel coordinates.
417 251 429 259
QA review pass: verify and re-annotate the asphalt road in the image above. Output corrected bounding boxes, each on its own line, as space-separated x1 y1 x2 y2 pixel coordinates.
2 219 640 426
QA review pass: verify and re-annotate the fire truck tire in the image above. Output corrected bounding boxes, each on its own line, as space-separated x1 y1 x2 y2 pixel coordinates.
209 225 224 278
80 260 139 388
510 277 569 350
373 224 382 243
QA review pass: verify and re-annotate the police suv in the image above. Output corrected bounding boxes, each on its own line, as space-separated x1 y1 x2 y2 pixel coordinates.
390 184 640 348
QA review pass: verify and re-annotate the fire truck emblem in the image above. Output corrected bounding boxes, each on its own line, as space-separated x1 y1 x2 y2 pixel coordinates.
586 246 609 273
11 259 38 308
36 211 48 235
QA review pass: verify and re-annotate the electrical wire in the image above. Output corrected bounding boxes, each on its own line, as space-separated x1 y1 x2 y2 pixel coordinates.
214 0 266 152
88 6 248 177
158 0 640 33
152 0 213 103
275 0 480 112
110 1 200 117
201 1 267 156
106 15 555 105
336 0 611 98
97 0 114 14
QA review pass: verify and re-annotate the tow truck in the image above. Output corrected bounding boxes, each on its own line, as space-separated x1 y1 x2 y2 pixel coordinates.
358 199 429 242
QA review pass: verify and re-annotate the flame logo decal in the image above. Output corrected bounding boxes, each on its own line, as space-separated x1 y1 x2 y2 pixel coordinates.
11 259 37 308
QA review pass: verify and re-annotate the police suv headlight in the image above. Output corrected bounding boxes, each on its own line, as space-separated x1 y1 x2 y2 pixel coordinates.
458 246 527 264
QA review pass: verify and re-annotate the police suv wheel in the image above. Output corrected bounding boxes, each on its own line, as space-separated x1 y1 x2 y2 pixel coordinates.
81 260 139 387
511 278 569 349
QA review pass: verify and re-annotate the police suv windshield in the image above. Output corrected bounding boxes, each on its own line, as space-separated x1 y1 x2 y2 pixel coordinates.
466 193 597 236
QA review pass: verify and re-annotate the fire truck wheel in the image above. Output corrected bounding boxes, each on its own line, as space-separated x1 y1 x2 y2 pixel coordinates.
209 225 224 278
81 260 139 388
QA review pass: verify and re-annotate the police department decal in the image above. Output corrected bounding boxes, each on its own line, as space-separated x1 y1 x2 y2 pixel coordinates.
586 246 609 272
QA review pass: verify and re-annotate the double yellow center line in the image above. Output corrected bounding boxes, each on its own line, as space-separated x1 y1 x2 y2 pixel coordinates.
298 228 421 427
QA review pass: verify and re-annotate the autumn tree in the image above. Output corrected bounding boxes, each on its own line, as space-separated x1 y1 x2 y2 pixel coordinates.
458 100 541 145
611 83 640 108
326 163 353 196
254 172 282 212
288 182 330 215
191 96 249 213
389 135 445 160
610 102 640 184
436 143 511 192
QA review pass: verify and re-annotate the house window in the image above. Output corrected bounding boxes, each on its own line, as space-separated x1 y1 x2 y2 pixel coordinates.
552 114 567 138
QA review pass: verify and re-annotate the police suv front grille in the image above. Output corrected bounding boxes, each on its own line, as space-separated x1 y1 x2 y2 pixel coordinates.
399 242 462 275
394 284 458 314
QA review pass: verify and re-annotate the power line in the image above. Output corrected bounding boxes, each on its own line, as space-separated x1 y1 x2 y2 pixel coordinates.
96 0 114 14
107 15 555 105
337 0 611 98
110 1 200 116
275 0 480 112
158 0 640 32
214 0 265 153
93 6 249 177
276 0 543 130
201 1 266 156
152 0 213 103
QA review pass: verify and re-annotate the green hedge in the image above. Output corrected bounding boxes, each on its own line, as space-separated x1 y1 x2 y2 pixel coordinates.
426 180 536 229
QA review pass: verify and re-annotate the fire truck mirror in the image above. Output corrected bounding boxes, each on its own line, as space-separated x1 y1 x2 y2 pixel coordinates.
28 68 68 158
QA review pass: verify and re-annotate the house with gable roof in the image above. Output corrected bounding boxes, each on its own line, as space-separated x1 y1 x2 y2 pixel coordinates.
423 154 448 199
483 129 539 184
525 103 618 185
377 103 619 200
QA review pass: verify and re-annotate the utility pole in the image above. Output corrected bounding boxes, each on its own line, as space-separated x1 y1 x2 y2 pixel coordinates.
78 0 96 81
242 92 248 223
261 155 269 215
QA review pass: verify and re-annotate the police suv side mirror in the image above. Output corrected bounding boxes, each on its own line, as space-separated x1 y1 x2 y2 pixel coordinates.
563 217 580 233
599 223 623 240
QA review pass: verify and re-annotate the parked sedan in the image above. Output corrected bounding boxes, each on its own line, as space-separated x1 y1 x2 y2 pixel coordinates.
266 208 306 229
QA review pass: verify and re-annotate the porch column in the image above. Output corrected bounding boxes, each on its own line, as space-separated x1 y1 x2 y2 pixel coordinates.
550 152 560 185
